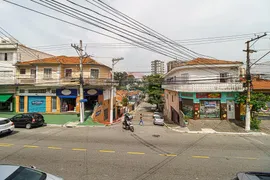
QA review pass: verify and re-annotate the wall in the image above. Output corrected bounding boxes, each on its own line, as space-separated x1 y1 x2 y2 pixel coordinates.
164 89 179 122
18 45 53 62
165 66 240 84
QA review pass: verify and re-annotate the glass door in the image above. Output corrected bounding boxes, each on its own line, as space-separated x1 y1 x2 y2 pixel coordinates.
52 96 57 112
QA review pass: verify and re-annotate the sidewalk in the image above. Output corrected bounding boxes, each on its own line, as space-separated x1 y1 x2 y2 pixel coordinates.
164 119 269 136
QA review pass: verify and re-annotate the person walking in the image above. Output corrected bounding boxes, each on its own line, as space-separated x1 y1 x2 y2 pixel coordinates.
139 113 144 126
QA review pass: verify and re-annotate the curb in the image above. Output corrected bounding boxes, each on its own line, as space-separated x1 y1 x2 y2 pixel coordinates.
164 123 269 136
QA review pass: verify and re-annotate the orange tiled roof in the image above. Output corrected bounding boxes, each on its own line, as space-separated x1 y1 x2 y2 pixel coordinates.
185 58 243 65
252 79 270 90
16 56 110 68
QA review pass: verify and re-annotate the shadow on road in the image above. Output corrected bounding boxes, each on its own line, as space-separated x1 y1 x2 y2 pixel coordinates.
0 130 19 138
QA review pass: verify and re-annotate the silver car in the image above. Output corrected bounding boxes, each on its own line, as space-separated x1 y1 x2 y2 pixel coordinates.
153 114 164 126
0 164 63 180
0 118 14 135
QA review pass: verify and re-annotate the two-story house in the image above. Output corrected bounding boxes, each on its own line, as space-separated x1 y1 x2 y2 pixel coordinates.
0 38 53 112
162 58 244 125
15 56 118 124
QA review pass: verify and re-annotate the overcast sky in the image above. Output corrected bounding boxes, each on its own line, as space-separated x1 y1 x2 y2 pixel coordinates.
0 0 270 73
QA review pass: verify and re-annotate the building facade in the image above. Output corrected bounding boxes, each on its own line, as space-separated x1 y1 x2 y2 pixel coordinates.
14 56 118 124
162 58 244 125
167 60 183 73
0 38 53 112
151 60 165 75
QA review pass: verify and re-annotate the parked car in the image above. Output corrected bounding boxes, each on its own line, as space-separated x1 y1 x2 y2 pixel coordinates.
0 164 63 180
0 118 14 135
10 113 44 129
233 172 270 180
153 114 164 126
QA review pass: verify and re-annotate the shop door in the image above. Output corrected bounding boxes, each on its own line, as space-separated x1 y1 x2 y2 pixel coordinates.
28 96 46 112
227 100 235 119
19 96 24 112
51 97 57 112
200 100 220 118
171 107 179 124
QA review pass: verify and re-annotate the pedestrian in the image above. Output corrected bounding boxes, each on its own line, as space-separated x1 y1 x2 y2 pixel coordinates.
139 113 144 126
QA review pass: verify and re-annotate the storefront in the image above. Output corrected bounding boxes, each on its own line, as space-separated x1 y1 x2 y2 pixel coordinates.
0 87 16 112
56 88 77 112
28 96 46 113
179 92 239 120
84 89 102 111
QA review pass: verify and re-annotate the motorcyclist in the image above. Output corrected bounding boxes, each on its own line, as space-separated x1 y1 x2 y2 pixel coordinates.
123 113 132 127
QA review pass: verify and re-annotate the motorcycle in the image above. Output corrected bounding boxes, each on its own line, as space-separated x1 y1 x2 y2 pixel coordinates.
123 120 134 132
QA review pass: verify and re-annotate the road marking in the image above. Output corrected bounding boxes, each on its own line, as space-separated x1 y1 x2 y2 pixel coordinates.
99 150 115 153
160 154 177 157
72 148 87 151
192 156 209 159
235 157 257 160
24 145 39 148
48 146 62 150
127 152 145 155
0 143 13 147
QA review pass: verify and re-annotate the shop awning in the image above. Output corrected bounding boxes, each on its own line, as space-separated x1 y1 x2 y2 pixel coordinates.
0 94 12 103
58 95 77 99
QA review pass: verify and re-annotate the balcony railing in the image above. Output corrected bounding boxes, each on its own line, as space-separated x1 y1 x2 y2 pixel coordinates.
162 83 244 92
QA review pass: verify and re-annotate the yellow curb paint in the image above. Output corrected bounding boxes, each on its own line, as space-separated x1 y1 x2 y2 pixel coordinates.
192 156 209 159
48 147 62 150
0 143 14 146
127 152 145 155
0 144 13 147
159 154 177 157
235 157 257 160
72 148 87 151
99 150 115 153
24 145 39 148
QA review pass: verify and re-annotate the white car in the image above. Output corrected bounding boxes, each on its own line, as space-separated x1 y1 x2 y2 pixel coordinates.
0 164 63 180
153 114 165 126
0 118 14 135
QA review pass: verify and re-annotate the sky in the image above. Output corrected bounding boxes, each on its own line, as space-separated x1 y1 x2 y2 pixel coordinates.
0 0 270 73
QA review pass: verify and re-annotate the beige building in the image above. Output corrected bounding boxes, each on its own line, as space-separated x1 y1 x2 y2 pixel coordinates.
14 56 119 124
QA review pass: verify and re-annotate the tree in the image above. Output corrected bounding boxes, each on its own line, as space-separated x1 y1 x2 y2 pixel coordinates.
121 96 129 107
145 74 164 110
236 92 270 129
114 72 128 86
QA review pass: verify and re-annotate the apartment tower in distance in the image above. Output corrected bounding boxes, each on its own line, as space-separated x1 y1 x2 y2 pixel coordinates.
151 60 165 75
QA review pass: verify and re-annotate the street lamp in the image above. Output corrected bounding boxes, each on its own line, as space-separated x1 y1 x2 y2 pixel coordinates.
110 57 124 124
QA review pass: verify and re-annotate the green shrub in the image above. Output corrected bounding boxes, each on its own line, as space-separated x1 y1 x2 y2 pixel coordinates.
250 117 261 130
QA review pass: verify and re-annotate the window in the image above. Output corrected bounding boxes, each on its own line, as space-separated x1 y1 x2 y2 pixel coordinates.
220 73 229 83
19 89 25 93
31 69 36 78
44 68 52 79
4 53 7 61
181 73 189 84
51 89 56 94
20 69 26 74
90 69 99 79
28 89 47 93
65 69 72 78
172 95 174 102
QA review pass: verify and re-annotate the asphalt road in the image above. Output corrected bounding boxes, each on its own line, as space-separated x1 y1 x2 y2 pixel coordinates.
1 104 270 180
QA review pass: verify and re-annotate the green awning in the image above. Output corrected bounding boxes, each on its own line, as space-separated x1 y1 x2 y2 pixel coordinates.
0 94 12 103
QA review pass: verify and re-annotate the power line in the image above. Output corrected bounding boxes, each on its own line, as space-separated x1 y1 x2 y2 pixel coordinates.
3 0 186 60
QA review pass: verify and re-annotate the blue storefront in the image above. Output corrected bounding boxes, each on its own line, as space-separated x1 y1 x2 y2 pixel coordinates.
56 89 78 112
28 96 46 113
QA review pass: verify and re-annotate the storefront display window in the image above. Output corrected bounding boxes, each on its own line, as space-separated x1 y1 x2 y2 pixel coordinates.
200 100 220 118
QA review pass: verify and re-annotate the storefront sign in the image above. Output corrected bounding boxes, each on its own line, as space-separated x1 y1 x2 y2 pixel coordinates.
31 100 44 105
56 89 77 98
196 93 221 99
87 89 97 95
61 89 72 96
204 101 216 107
84 89 102 96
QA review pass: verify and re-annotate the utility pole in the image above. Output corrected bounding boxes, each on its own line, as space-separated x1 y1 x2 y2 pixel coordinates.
243 33 267 131
110 57 124 124
71 40 85 123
